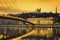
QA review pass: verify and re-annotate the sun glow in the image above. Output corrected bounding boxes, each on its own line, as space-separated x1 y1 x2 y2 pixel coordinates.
0 0 60 14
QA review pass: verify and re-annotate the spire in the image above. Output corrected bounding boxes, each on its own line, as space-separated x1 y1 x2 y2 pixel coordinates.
56 6 57 13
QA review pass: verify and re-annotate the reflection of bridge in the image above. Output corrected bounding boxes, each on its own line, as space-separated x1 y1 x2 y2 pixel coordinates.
0 15 60 40
0 25 60 40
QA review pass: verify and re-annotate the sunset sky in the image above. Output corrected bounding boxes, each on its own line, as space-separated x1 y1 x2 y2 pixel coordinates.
0 0 60 14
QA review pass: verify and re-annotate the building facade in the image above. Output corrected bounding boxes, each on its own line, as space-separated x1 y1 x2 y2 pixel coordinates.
27 17 53 24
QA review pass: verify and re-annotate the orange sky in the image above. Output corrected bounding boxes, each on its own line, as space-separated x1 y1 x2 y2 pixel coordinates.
0 0 60 14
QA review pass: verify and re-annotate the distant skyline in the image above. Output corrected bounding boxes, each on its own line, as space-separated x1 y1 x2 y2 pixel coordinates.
0 0 60 14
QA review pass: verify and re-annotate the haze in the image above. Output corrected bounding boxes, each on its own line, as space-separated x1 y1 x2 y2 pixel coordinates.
0 0 60 14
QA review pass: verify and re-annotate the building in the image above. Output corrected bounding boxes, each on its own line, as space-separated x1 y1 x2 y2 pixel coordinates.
27 17 53 24
12 8 60 24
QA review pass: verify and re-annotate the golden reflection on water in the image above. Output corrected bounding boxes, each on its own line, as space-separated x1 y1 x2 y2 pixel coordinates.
10 28 53 40
0 35 3 39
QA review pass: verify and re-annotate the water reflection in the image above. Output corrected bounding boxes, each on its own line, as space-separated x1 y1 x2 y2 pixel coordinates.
0 27 60 40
